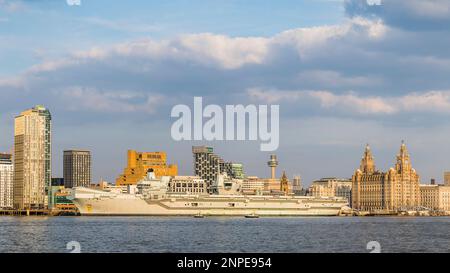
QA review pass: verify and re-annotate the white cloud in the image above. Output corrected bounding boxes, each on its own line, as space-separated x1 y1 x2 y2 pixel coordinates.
7 16 384 79
248 88 450 115
175 33 270 69
296 70 380 88
366 0 382 6
350 16 387 38
273 24 351 58
0 11 448 121
56 87 164 114
310 90 396 114
0 0 25 12
248 88 396 114
81 17 160 33
400 91 450 112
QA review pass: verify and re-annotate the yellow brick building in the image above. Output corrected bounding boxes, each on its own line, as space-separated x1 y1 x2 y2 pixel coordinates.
116 150 178 186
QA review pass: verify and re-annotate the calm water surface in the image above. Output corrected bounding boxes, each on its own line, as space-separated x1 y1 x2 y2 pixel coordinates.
0 216 449 253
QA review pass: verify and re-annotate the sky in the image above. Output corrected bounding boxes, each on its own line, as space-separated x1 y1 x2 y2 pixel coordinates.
1 0 450 186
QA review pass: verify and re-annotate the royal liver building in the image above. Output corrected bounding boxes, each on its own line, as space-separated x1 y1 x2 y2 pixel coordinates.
352 141 420 212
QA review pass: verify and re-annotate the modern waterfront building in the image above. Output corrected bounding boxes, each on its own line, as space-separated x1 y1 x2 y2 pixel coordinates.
0 153 13 208
352 142 421 212
51 186 77 211
14 105 52 210
168 176 208 194
116 150 178 186
420 183 450 212
192 146 239 191
309 177 352 203
230 163 246 179
64 150 91 188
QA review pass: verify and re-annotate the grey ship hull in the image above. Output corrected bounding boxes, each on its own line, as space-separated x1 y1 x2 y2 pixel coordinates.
70 188 347 216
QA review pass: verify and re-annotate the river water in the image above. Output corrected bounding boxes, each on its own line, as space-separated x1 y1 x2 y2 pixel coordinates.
0 216 449 253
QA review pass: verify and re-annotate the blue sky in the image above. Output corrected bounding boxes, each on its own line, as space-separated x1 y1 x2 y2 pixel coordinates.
2 0 450 186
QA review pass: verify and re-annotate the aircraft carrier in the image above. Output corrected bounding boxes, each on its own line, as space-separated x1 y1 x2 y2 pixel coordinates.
69 171 348 216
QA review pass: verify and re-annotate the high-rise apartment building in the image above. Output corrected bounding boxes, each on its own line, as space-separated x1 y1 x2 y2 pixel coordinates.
64 150 91 188
14 105 52 209
192 146 239 191
116 150 177 186
352 142 420 211
0 153 13 208
193 146 223 190
292 176 303 195
444 172 450 186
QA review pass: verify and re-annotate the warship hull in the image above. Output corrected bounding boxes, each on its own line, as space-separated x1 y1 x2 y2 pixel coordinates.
70 188 347 216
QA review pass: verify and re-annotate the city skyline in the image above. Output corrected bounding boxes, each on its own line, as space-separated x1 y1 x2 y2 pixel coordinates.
1 105 448 189
2 1 450 185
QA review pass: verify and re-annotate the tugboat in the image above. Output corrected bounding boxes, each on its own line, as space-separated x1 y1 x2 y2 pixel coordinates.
194 212 205 218
245 213 259 219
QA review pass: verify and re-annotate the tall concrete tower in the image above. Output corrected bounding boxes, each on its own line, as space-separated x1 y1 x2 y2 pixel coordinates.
267 154 279 179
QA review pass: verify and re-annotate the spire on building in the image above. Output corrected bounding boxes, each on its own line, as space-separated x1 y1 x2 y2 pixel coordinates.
396 140 411 173
398 140 409 158
400 140 407 156
360 143 376 174
280 170 289 194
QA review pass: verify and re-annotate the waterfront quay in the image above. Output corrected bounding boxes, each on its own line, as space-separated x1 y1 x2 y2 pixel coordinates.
0 209 78 217
1 207 449 217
